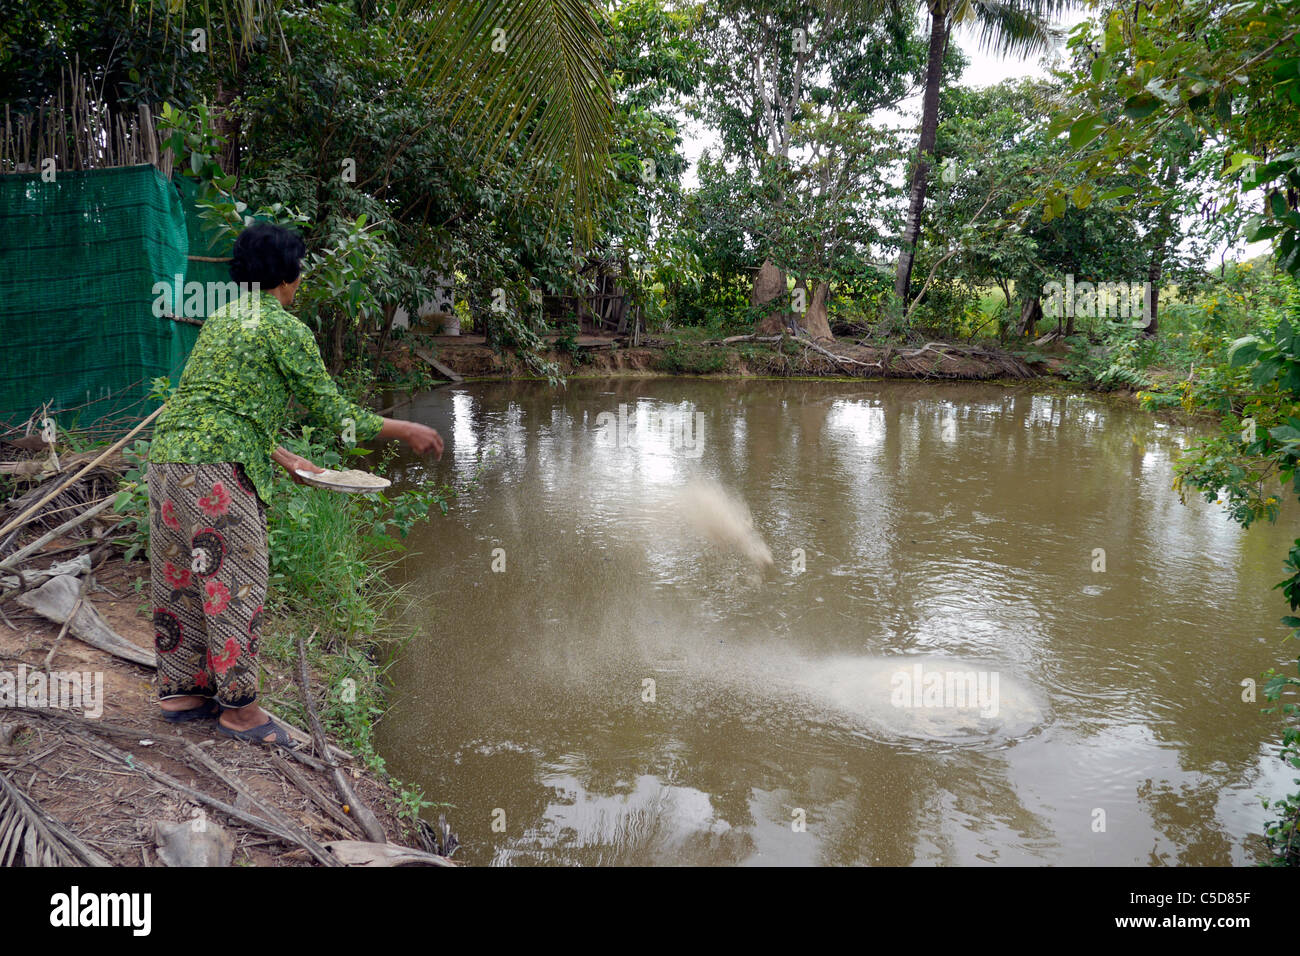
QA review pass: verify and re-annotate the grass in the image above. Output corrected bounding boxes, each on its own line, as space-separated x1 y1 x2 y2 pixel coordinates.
653 341 730 374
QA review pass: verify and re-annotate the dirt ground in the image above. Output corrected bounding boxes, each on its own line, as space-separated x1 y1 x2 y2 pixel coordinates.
0 554 431 867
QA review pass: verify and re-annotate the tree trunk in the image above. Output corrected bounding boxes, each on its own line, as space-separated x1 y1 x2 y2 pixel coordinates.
753 258 788 334
1143 218 1172 338
802 281 832 341
893 8 950 305
213 76 243 183
373 303 399 377
790 277 809 334
1142 160 1179 337
1016 296 1041 338
1142 254 1161 337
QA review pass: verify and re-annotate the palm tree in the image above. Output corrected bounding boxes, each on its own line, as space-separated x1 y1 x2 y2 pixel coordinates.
888 0 1071 306
137 0 614 238
403 0 613 241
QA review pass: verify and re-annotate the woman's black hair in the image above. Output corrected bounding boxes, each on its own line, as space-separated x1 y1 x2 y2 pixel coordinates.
229 223 307 290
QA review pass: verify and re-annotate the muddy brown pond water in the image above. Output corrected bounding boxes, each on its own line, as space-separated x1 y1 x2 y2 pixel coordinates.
375 378 1297 866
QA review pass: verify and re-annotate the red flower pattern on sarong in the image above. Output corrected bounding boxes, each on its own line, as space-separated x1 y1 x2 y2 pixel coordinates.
163 562 191 590
203 579 231 615
198 481 231 517
208 638 241 676
150 462 266 709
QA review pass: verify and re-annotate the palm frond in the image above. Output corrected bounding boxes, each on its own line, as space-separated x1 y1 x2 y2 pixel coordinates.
824 0 1075 60
0 768 111 867
399 0 614 241
958 0 1075 58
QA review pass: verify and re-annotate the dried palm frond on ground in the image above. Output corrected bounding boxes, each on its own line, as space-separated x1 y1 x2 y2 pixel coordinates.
0 752 111 866
1 464 123 546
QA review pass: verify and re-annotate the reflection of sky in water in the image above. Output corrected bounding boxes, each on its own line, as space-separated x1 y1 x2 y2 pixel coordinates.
826 399 885 446
450 391 478 462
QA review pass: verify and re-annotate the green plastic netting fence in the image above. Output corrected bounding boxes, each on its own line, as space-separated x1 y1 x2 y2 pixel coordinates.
0 164 228 430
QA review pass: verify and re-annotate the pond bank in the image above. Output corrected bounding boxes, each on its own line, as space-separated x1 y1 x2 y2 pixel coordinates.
389 334 1057 383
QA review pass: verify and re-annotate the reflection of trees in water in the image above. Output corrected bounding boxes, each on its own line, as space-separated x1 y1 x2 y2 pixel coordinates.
1137 776 1244 866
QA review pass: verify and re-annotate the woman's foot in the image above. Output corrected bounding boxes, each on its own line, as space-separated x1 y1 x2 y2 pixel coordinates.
159 696 221 722
217 703 291 745
159 695 209 712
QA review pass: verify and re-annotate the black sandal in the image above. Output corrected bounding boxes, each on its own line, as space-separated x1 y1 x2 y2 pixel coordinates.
217 717 297 748
160 699 222 723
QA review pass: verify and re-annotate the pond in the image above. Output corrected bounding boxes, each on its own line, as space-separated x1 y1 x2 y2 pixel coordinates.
375 378 1297 866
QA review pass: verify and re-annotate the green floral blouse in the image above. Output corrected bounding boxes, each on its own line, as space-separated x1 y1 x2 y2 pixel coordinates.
150 290 383 506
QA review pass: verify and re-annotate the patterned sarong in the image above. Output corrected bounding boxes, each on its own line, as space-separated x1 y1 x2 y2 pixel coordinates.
147 462 267 708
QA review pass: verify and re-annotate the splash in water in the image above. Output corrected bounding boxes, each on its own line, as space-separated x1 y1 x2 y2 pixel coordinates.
792 655 1047 744
670 479 774 570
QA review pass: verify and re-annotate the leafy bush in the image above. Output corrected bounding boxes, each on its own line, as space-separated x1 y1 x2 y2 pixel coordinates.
551 320 590 365
653 342 728 374
1062 326 1154 390
904 278 977 340
1174 306 1300 864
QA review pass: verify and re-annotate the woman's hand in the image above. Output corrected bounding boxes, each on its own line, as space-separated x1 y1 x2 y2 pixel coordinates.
378 418 444 459
402 422 444 459
273 446 326 485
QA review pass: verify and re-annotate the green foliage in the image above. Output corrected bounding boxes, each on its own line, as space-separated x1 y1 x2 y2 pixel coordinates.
111 378 177 562
677 0 930 330
551 321 592 366
0 0 210 114
268 423 455 635
1058 0 1300 277
1061 324 1155 391
652 342 728 374
112 439 153 563
1174 286 1300 864
160 100 311 242
398 0 614 241
905 278 977 340
930 77 1205 338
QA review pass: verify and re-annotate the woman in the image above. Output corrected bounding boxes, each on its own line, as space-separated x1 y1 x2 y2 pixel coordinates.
148 223 442 745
